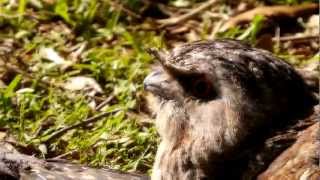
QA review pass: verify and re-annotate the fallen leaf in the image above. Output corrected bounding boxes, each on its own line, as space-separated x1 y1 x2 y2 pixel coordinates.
0 132 7 141
64 76 103 96
16 88 35 94
39 47 72 67
305 15 319 35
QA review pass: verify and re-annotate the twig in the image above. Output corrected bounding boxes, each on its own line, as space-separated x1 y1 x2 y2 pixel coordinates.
157 4 178 17
0 13 38 19
272 35 319 42
274 26 281 50
157 0 218 27
205 11 229 20
49 149 78 160
95 94 116 111
42 109 122 143
1 59 60 89
108 1 141 19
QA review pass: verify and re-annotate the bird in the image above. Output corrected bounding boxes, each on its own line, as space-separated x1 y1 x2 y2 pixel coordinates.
143 39 318 180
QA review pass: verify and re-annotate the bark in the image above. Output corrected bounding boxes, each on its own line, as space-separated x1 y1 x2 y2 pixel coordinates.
258 123 319 180
246 106 319 179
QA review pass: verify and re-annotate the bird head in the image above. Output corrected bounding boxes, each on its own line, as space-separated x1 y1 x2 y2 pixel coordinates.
144 40 315 157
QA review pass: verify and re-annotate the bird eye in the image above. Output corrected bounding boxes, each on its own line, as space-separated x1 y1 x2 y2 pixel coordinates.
178 74 215 100
192 78 212 98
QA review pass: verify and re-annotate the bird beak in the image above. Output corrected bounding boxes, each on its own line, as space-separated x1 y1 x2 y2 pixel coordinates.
144 70 163 93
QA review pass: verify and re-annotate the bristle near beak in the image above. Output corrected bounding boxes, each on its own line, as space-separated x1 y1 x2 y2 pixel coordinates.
146 48 168 66
146 48 195 75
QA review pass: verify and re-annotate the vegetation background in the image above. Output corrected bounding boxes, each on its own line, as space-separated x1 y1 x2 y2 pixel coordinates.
0 0 318 175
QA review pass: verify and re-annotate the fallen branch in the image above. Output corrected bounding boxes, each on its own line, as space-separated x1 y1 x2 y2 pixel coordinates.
222 3 318 31
156 0 218 27
272 35 319 42
0 142 149 180
0 143 48 179
258 122 320 179
244 106 319 179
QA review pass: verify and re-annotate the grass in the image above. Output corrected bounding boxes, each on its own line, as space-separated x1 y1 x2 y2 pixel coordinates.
0 0 163 173
0 0 317 175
